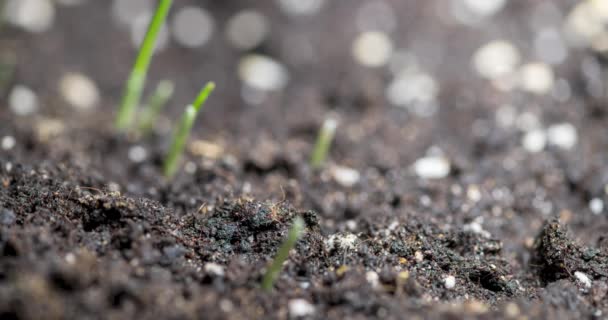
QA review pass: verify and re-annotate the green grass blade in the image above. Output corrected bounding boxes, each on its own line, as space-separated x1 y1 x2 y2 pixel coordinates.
310 118 338 169
261 216 305 291
116 0 173 130
192 82 215 111
163 82 215 178
139 79 174 134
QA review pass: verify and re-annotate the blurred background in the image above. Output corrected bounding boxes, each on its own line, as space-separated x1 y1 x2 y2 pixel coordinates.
2 0 608 237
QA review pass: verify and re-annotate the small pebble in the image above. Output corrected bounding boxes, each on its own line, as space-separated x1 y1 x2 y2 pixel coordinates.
277 0 325 16
330 166 360 188
9 85 39 116
522 129 547 153
1 136 16 151
288 299 315 318
238 54 288 91
547 123 578 150
574 271 592 288
472 40 520 80
59 72 100 111
226 10 268 50
352 31 393 67
128 145 147 163
4 0 55 33
386 71 439 115
172 6 214 48
589 198 604 215
518 62 554 95
444 275 456 289
365 271 380 288
462 0 506 18
413 156 450 179
204 262 225 277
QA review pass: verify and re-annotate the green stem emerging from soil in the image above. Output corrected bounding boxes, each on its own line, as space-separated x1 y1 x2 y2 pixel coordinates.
261 216 305 291
115 0 173 130
139 80 174 134
163 82 215 178
310 118 338 169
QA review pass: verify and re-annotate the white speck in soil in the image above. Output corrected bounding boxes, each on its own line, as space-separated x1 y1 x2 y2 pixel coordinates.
574 271 592 288
330 165 360 188
9 85 39 116
352 31 393 68
277 0 325 16
466 185 482 203
238 54 288 91
183 162 196 174
204 263 225 277
518 62 554 95
413 156 450 179
59 72 100 111
288 299 315 318
172 6 214 48
472 40 520 80
387 70 439 117
366 271 380 288
65 253 76 265
128 145 147 163
547 123 578 150
444 275 456 289
226 10 268 51
463 217 491 238
589 198 604 215
5 0 55 33
461 0 506 19
522 128 547 153
1 136 16 150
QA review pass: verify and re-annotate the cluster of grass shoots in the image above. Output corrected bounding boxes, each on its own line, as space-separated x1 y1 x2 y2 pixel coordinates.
115 0 214 178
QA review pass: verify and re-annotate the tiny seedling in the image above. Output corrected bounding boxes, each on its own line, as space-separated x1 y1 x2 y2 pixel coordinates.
261 216 305 291
310 117 338 169
115 0 173 130
138 79 174 134
163 82 215 178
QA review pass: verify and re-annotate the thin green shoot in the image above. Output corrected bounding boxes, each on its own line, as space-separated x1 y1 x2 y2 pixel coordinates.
115 0 173 130
163 82 215 178
261 216 305 291
139 79 175 134
310 118 338 169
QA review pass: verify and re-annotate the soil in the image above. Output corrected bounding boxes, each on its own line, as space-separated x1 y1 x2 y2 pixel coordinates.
1 0 608 319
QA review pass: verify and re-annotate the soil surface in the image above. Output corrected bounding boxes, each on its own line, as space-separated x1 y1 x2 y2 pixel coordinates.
1 0 608 319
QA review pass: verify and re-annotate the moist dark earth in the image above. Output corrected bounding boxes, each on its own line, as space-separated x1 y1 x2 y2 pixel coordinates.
1 0 608 319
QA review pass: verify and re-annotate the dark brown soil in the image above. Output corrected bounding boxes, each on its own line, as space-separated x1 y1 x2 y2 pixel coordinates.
1 1 608 319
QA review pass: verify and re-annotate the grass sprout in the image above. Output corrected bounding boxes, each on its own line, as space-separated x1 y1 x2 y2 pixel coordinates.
261 216 305 291
310 117 338 169
115 0 173 130
163 82 215 178
138 79 174 134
